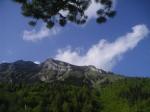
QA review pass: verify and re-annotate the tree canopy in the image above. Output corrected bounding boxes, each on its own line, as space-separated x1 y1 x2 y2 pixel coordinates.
14 0 116 28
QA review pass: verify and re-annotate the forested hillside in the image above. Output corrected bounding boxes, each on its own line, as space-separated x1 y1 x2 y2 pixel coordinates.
0 78 150 112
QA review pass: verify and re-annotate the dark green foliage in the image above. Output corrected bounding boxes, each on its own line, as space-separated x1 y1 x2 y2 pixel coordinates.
0 82 101 112
0 78 150 112
13 0 116 28
100 78 150 112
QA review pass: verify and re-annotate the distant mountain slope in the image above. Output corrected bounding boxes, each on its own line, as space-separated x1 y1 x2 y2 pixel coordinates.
0 58 123 85
0 60 40 83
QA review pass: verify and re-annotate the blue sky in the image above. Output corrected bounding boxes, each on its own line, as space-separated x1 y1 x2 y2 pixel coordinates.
0 0 150 77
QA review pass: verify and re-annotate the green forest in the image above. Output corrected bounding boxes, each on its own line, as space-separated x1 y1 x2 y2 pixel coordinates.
0 78 150 112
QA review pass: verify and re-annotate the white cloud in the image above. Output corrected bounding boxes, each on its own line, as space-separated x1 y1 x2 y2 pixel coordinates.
85 0 116 20
34 61 40 64
23 25 60 42
60 0 116 21
55 24 149 70
85 0 104 20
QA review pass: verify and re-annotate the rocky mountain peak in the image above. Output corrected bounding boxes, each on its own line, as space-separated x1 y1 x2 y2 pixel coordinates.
0 58 123 85
41 58 72 71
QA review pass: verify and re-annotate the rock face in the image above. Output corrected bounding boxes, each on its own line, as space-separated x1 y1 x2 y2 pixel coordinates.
0 58 123 85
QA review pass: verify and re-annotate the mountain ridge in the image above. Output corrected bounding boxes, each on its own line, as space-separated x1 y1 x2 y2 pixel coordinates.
0 58 123 85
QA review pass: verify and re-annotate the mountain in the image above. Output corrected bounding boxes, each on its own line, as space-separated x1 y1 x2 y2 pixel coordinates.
0 60 40 83
0 58 150 112
0 58 123 85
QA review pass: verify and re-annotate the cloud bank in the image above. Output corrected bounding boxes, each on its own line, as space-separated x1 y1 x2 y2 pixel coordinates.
23 25 60 42
55 24 149 70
